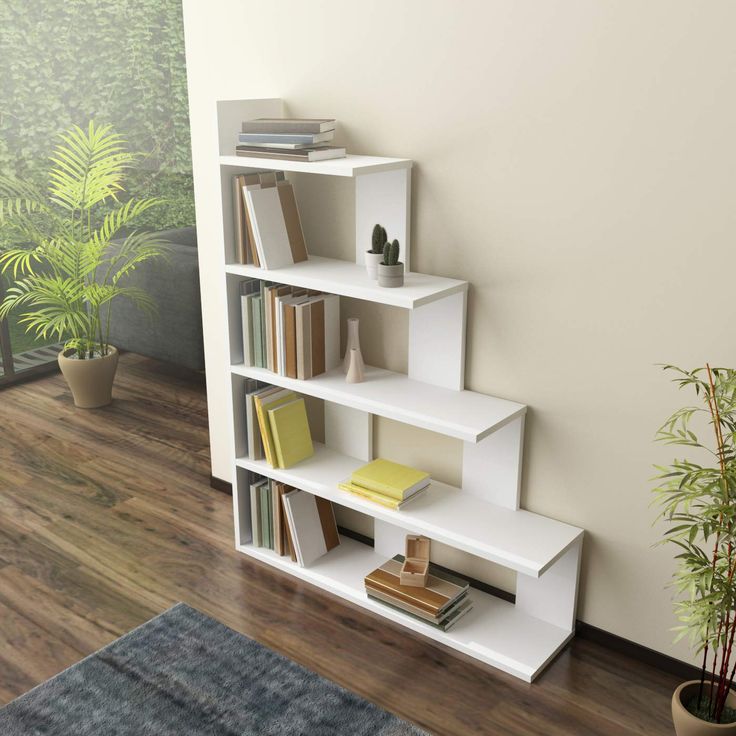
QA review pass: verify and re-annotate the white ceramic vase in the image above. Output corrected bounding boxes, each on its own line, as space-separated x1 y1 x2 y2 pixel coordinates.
343 317 365 374
365 252 384 280
345 348 364 383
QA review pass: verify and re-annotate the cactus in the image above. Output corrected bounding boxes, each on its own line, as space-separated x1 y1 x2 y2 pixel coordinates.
382 239 400 266
371 224 387 254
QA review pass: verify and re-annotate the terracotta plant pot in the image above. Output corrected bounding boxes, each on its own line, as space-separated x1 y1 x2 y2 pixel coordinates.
377 262 404 288
365 251 384 279
672 681 736 736
58 346 119 409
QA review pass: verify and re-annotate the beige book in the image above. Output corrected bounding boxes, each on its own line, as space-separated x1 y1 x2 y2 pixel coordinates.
277 180 308 263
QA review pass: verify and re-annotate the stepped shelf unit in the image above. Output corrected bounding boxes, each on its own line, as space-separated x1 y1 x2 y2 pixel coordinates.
217 99 583 682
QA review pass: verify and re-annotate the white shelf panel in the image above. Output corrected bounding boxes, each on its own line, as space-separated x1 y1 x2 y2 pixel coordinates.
236 536 572 682
220 153 412 177
231 364 525 443
225 256 467 309
236 443 582 577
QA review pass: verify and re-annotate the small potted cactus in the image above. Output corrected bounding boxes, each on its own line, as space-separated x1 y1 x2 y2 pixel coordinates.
366 224 387 279
377 239 404 287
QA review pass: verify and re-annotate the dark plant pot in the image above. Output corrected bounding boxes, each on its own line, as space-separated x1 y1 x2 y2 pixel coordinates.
377 262 404 288
672 681 736 736
58 346 119 409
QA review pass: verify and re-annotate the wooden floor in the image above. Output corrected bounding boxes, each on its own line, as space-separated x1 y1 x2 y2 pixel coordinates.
0 353 681 735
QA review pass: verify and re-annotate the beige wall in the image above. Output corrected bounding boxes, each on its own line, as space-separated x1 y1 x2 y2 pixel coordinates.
182 0 736 664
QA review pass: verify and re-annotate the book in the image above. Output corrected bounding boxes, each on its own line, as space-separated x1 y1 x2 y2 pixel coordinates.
240 279 259 366
250 477 267 546
241 173 261 266
310 298 325 376
242 118 336 134
284 300 298 379
281 492 298 563
238 131 334 145
268 396 314 468
245 185 295 270
253 388 297 467
281 489 339 567
295 300 312 380
277 181 308 264
237 145 346 162
338 481 428 510
233 175 247 263
366 591 473 632
272 480 283 556
260 482 272 549
322 293 340 371
351 459 431 501
364 557 469 616
252 295 264 368
265 285 291 371
246 384 271 459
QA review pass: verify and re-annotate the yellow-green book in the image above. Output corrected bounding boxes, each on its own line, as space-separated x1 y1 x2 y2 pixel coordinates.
338 481 428 510
268 397 314 468
350 459 430 501
254 388 296 467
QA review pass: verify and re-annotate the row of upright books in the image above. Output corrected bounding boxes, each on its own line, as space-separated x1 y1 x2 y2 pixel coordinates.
244 380 314 469
232 170 309 270
249 473 340 567
236 117 346 162
240 279 339 380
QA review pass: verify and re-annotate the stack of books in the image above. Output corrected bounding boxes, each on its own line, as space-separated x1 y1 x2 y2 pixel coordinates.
244 380 314 469
364 555 473 632
339 459 430 510
237 118 346 162
241 278 340 380
249 474 340 568
232 170 308 269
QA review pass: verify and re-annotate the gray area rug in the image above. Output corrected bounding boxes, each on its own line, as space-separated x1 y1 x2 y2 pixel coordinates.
0 603 427 735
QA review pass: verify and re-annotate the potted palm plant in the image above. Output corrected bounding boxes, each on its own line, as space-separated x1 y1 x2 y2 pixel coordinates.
0 121 169 408
653 365 736 734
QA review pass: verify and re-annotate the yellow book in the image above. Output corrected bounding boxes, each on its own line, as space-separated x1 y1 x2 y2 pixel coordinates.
338 482 403 509
350 459 430 501
254 389 296 467
268 397 314 468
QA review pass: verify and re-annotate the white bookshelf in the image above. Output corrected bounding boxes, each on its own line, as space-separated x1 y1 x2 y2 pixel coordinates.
216 98 583 683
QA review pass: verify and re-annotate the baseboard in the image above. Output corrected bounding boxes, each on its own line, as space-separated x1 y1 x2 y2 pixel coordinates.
209 474 697 681
209 476 233 495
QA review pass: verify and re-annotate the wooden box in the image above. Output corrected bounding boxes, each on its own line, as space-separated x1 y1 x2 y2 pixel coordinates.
400 535 430 587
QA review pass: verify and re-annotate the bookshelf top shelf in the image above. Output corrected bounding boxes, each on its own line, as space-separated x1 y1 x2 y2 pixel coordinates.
220 153 412 177
225 256 467 309
231 363 525 443
235 443 583 577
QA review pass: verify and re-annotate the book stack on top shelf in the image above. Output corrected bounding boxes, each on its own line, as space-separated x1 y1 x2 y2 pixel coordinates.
240 279 339 380
339 458 431 510
237 118 346 162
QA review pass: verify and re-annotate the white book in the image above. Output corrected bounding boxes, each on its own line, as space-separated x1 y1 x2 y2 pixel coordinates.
322 293 340 371
241 183 266 266
244 185 294 270
241 293 256 366
281 490 339 568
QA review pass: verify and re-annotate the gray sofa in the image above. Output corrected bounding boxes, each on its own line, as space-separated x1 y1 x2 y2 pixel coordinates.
107 227 204 371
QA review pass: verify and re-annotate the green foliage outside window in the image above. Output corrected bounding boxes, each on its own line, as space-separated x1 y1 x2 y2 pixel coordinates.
0 0 194 232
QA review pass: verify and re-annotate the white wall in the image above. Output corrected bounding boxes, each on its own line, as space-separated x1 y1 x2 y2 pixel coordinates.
182 0 736 664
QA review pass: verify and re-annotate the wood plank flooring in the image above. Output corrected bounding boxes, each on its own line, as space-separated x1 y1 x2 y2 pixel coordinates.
0 353 681 735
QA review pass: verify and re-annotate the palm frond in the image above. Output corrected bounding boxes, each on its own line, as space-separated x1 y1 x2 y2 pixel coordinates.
48 121 137 211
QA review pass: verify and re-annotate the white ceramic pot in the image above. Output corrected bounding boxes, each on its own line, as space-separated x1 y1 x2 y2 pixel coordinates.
365 252 384 280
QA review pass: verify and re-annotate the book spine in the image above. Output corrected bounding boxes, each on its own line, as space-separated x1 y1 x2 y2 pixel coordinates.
254 395 276 467
338 483 401 510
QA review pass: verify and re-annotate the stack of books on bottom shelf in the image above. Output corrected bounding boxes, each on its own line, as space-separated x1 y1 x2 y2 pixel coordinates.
250 475 339 568
364 555 473 632
339 458 430 509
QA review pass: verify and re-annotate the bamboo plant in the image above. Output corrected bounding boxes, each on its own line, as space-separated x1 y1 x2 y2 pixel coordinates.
0 121 169 358
653 364 736 724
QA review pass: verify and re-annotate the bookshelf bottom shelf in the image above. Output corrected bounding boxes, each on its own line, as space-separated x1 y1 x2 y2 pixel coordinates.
236 535 572 682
